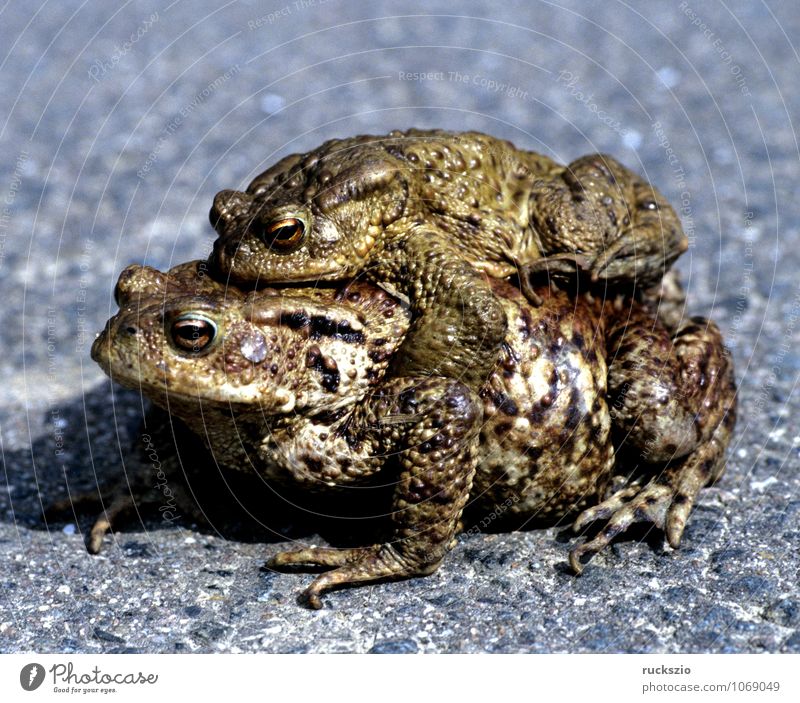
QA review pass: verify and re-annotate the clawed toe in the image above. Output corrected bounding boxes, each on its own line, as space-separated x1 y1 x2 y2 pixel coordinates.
268 543 436 608
268 545 359 569
588 237 631 282
524 253 593 278
569 483 680 574
45 487 137 555
571 485 641 533
302 587 325 610
86 493 137 554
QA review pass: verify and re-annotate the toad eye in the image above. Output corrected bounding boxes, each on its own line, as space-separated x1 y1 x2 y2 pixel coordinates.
260 217 306 251
170 315 217 354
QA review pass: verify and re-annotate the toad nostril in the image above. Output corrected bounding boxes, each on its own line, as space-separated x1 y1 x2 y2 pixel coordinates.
209 199 228 234
114 281 131 307
124 325 137 336
210 189 247 235
209 211 223 234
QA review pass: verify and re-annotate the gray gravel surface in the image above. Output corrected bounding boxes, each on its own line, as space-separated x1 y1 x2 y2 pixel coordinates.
1 0 799 653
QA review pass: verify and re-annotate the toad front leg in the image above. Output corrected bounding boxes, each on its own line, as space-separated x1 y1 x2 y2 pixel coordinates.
570 312 737 571
374 226 508 391
45 409 202 554
268 376 481 608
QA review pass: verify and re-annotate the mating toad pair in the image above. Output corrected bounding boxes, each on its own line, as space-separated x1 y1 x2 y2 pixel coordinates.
88 129 735 607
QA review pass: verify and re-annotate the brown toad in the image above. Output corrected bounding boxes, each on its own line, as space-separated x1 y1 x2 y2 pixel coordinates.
209 129 688 389
87 261 734 607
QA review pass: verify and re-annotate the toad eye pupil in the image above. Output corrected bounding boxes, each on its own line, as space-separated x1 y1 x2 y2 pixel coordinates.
177 324 201 339
171 317 216 353
273 224 299 240
261 217 306 250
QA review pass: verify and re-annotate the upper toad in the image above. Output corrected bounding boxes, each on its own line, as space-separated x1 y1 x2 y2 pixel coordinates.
209 129 688 390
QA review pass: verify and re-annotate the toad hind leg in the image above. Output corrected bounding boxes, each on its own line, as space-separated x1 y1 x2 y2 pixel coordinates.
569 405 735 573
267 376 481 608
527 154 688 289
570 311 736 572
607 312 734 464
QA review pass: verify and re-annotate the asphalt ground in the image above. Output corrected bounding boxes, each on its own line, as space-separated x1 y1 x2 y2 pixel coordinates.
1 0 799 653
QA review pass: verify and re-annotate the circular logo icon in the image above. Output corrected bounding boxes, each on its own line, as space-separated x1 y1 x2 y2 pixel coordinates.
20 663 45 691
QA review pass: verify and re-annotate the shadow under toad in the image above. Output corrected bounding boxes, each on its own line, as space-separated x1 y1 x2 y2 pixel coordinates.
3 382 392 555
3 381 674 578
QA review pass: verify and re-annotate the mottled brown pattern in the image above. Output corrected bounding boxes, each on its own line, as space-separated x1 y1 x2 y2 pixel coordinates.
89 261 735 607
209 129 688 389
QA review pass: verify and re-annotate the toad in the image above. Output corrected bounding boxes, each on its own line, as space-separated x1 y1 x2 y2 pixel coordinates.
209 129 688 390
86 261 734 607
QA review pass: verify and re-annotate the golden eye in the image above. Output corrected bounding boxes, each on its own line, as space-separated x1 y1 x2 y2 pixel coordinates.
262 217 306 251
170 315 217 354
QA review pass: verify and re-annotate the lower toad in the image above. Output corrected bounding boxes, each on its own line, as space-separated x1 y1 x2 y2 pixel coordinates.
81 261 735 607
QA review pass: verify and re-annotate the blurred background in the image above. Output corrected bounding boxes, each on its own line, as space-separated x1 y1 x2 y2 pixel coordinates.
1 1 798 653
